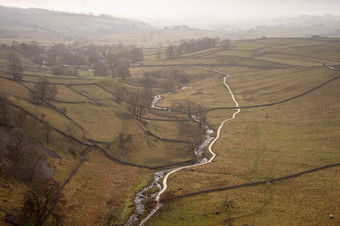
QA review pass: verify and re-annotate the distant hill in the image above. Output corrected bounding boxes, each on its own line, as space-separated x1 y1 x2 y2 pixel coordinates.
214 15 340 39
0 6 151 41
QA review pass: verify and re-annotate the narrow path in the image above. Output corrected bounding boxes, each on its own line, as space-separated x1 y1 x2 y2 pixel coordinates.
193 74 340 113
139 69 240 225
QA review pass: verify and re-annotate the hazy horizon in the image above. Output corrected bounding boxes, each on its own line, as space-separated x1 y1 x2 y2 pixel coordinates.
1 0 340 23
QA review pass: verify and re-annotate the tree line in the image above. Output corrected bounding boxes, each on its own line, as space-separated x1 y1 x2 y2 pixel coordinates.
2 41 144 78
165 37 230 59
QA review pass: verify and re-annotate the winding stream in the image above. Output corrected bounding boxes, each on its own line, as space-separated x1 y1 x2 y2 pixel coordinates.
125 69 240 226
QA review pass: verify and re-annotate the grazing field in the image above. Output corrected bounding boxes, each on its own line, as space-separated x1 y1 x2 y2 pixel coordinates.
255 53 334 66
62 150 145 225
147 49 340 225
149 167 340 226
0 37 339 225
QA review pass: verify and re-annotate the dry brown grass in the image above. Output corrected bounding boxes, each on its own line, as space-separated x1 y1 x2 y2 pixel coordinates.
71 85 117 106
0 78 31 97
53 103 122 142
148 65 340 225
54 84 89 102
62 149 143 225
144 119 200 141
159 72 235 110
149 167 340 226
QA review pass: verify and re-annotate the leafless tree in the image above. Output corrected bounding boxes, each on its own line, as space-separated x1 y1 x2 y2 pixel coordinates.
185 99 196 115
14 131 25 152
11 130 26 162
223 196 235 226
41 113 46 121
44 122 53 144
0 151 5 175
162 79 175 92
64 121 75 142
0 94 11 127
166 44 175 59
128 87 153 121
20 178 66 226
156 49 162 60
7 50 23 81
26 148 45 183
222 39 231 50
31 78 58 105
60 106 67 114
94 63 110 77
114 87 127 104
17 110 27 128
116 66 131 80
129 47 144 61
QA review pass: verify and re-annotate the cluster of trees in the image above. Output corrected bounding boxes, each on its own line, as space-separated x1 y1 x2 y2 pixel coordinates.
143 68 188 91
128 87 154 121
31 78 58 105
112 68 188 111
7 51 24 81
0 78 58 142
0 94 32 129
2 41 143 78
20 178 66 225
165 37 230 59
170 99 207 126
94 45 143 79
112 86 153 122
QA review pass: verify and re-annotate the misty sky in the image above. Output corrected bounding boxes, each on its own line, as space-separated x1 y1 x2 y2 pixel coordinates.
1 0 339 20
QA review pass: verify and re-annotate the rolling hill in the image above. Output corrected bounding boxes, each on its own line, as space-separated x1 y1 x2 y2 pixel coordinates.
0 6 151 41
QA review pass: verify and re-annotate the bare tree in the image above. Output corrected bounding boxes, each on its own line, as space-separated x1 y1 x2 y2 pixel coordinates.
7 51 23 81
116 66 131 80
12 130 26 162
20 178 66 226
14 131 25 152
223 196 235 226
94 63 110 77
60 106 67 114
129 47 144 61
26 148 45 183
0 94 11 127
156 49 162 60
17 110 27 128
64 122 75 142
185 99 196 115
31 78 58 105
0 151 5 175
162 79 175 92
114 87 127 104
44 122 53 144
41 113 46 121
32 78 58 105
128 87 153 121
222 39 231 50
166 44 175 59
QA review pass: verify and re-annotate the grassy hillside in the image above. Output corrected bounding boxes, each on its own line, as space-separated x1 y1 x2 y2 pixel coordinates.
146 39 340 225
0 6 150 41
0 37 339 225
